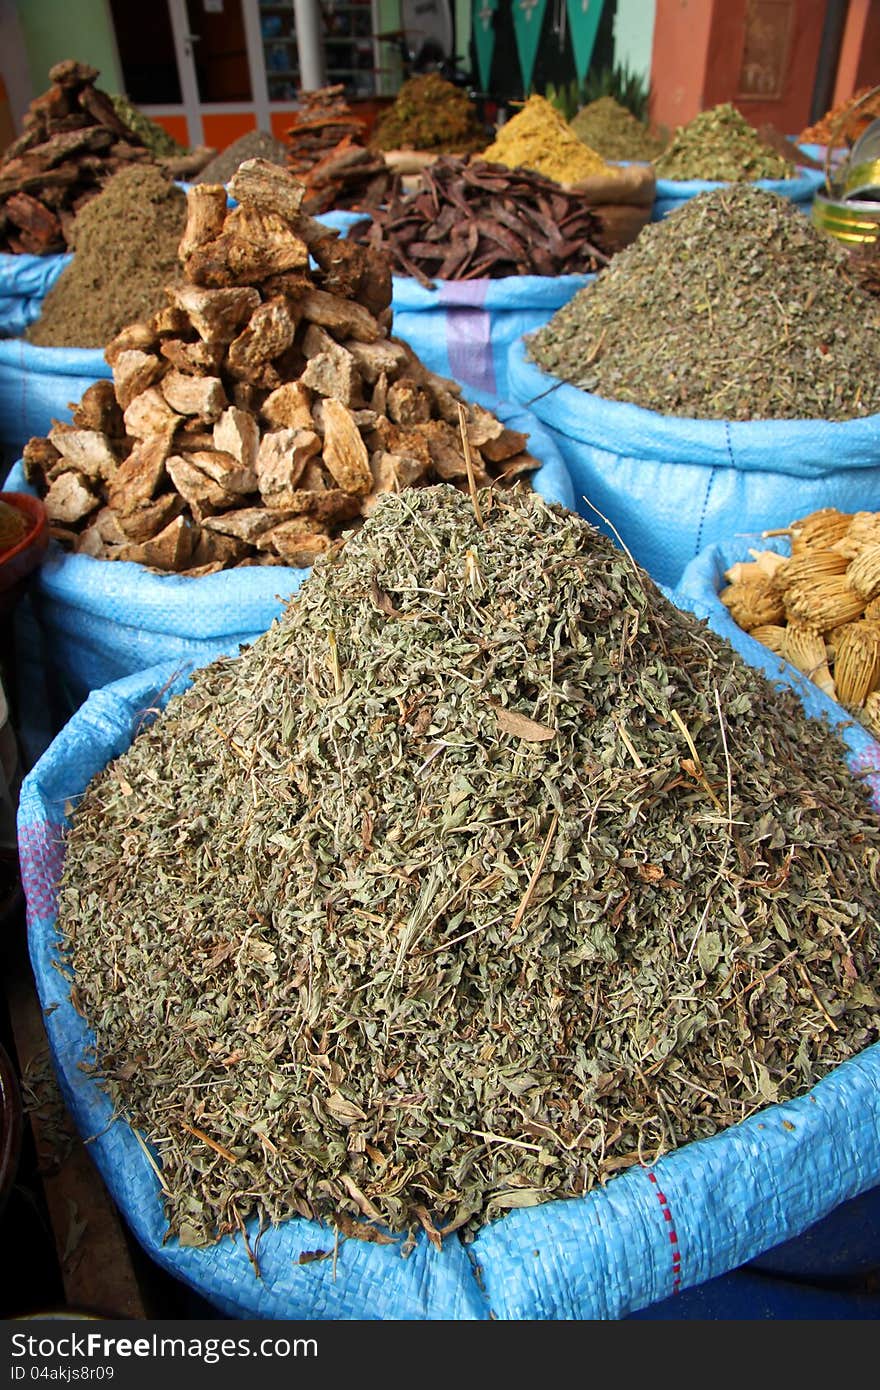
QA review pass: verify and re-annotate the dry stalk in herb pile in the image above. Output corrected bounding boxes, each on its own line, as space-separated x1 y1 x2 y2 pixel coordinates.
349 157 610 287
22 158 539 574
57 485 880 1251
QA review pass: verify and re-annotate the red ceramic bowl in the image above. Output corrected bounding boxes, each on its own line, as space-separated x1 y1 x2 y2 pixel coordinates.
0 491 49 610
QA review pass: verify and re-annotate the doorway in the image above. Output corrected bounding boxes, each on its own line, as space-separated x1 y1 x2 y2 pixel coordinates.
110 0 272 150
109 0 399 151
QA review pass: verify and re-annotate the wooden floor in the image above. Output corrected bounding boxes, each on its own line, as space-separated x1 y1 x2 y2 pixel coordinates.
0 886 212 1320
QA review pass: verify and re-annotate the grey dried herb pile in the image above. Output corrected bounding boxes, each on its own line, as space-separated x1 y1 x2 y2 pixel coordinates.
654 102 794 181
57 485 880 1250
527 183 880 420
194 131 288 186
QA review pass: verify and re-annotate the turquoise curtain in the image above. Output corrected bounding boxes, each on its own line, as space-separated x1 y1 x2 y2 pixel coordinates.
473 0 499 90
511 0 548 93
566 0 606 85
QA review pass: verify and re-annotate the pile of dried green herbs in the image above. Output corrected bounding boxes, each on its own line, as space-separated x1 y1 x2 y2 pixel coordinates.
570 96 665 163
57 485 880 1250
370 74 487 155
654 102 794 182
25 165 187 348
527 183 880 421
109 94 186 157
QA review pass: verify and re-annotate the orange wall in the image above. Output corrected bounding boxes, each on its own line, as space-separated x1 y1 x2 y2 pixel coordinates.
650 0 829 136
649 0 715 134
708 0 827 133
834 0 880 104
854 1 880 89
148 114 190 148
201 111 257 151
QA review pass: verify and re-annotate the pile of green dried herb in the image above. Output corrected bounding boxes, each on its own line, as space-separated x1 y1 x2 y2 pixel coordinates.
109 94 186 157
371 74 487 154
570 96 665 163
527 183 880 421
25 165 187 347
850 236 880 300
57 484 880 1249
654 102 794 181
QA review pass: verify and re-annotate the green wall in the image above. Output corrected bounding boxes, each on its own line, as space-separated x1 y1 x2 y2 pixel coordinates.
17 0 123 95
455 0 469 67
613 0 655 84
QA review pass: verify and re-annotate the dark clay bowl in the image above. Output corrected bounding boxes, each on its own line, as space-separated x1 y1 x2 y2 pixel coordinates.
0 491 49 612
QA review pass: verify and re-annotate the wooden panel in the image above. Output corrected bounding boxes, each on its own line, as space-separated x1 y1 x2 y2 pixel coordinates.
3 917 151 1318
704 0 828 135
736 0 795 99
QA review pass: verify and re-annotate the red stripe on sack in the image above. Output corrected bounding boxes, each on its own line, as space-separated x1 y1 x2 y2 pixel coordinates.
647 1171 682 1294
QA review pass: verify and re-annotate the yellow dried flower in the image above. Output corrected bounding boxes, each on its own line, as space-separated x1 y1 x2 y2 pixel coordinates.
748 623 787 654
831 620 880 708
846 543 880 602
783 622 836 698
861 690 880 739
720 577 784 631
784 575 865 630
775 549 849 592
785 508 853 556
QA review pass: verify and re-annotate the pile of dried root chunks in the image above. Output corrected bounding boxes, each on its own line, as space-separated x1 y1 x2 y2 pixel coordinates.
22 158 539 575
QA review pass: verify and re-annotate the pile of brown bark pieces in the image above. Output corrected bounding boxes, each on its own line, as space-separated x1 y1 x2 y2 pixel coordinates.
21 158 539 575
0 60 212 254
284 85 390 215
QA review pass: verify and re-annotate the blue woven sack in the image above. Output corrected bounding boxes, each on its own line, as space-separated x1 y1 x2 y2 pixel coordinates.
18 623 880 1318
652 168 825 221
5 398 574 717
0 339 111 463
0 251 70 339
505 335 880 590
390 274 593 406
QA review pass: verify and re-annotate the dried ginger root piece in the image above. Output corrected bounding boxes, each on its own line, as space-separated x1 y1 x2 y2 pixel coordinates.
320 398 372 495
185 205 310 288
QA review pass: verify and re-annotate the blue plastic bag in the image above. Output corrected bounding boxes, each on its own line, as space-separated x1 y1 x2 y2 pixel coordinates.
18 636 880 1319
505 335 880 590
390 274 593 407
0 339 111 462
0 251 70 338
5 397 574 731
652 167 826 220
